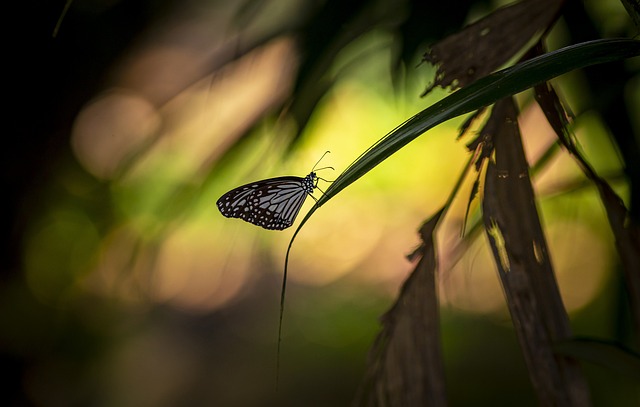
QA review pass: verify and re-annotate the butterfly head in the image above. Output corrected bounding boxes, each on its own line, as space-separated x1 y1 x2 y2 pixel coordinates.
216 153 332 230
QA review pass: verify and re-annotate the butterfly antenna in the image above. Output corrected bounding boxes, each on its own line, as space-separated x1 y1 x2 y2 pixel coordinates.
311 150 331 171
314 166 335 173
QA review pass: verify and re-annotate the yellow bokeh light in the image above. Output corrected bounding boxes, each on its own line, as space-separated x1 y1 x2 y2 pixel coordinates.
71 90 161 180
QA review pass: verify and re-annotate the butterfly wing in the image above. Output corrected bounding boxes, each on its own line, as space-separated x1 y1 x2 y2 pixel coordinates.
217 175 314 230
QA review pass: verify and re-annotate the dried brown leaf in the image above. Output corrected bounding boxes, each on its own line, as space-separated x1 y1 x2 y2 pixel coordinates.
481 97 591 406
354 209 446 407
422 0 564 94
535 75 640 335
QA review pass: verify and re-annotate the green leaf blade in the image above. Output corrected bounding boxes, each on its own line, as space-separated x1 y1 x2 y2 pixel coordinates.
313 38 639 212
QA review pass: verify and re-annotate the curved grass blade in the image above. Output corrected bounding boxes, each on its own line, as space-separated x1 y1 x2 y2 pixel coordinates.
276 38 640 375
316 38 639 212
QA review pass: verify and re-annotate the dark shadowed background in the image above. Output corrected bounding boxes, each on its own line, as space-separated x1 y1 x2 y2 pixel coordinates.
3 0 638 405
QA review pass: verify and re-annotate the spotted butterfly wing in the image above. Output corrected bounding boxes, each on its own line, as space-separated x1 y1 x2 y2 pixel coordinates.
217 172 318 230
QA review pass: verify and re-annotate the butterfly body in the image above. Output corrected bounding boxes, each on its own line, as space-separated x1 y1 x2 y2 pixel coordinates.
217 172 318 230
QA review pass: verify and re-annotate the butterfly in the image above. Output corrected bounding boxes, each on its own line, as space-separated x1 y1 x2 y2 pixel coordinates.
217 153 332 230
